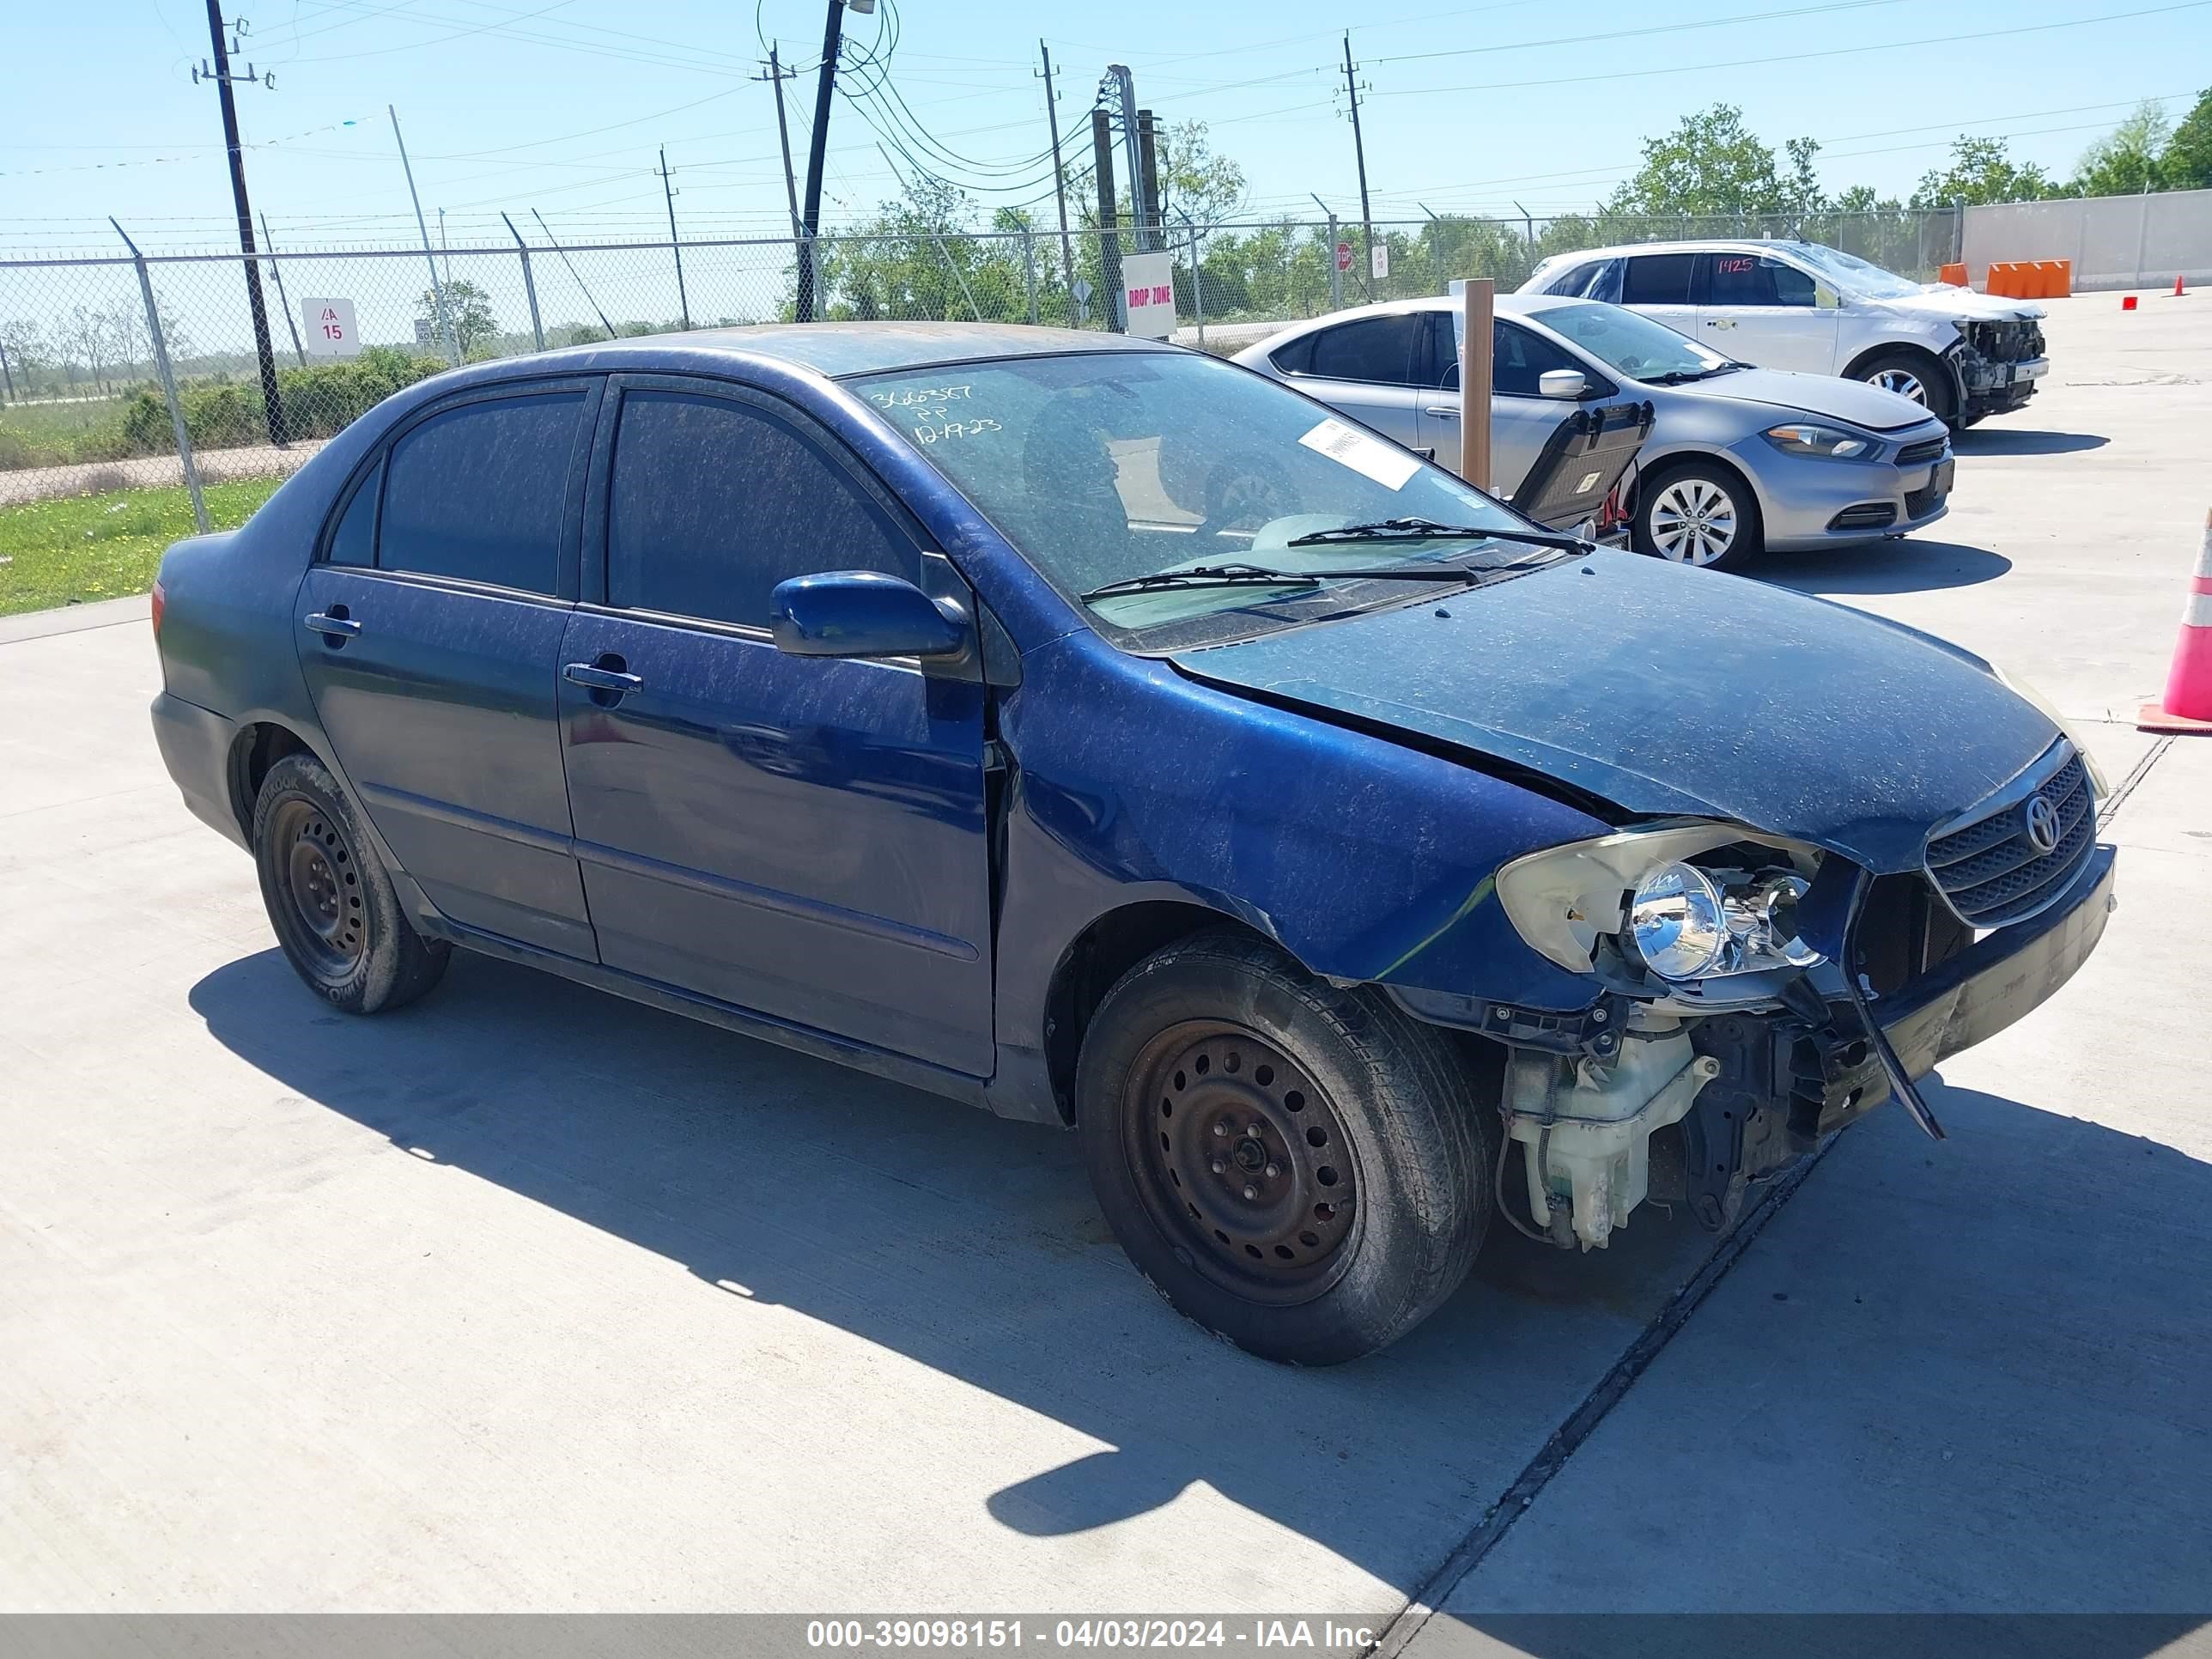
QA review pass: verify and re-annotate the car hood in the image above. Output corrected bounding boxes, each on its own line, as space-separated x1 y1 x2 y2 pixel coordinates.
1868 286 2046 323
1169 551 2057 874
1663 366 1936 432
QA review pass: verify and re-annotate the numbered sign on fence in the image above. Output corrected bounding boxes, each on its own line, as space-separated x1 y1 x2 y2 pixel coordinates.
301 297 362 359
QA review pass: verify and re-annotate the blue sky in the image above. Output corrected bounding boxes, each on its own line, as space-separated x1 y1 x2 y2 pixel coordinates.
6 0 2209 253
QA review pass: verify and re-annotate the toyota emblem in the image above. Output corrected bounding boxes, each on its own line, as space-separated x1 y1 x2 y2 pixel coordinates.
2023 794 2061 855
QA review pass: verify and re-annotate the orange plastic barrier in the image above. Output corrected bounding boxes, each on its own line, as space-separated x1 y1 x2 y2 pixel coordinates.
1984 259 2072 298
1938 263 1968 287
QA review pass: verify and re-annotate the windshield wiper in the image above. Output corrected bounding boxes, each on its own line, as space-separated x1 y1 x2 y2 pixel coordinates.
1284 516 1593 552
1079 559 1513 604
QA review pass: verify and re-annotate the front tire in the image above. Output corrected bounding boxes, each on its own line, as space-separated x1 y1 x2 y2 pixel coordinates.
1856 349 1959 426
1632 461 1763 570
252 751 450 1014
1076 929 1492 1365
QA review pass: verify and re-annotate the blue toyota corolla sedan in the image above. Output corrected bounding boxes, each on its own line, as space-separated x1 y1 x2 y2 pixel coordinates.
150 323 2116 1364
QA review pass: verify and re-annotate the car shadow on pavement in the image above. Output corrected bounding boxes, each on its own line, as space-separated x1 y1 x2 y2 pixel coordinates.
185 945 1723 1595
186 951 2212 1620
1951 429 2110 458
1762 539 2012 596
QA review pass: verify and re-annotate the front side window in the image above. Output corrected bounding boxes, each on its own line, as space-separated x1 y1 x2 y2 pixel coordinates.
1303 313 1421 386
378 392 585 593
1705 252 1816 307
1492 322 1586 397
851 350 1548 648
1620 253 1696 306
1527 301 1733 385
606 390 909 628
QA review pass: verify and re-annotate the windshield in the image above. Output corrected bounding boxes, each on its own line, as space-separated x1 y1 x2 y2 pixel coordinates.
1522 300 1729 383
850 351 1549 643
1787 241 1924 301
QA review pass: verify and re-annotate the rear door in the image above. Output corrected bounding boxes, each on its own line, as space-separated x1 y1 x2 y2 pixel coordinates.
555 376 996 1076
1694 251 1838 372
294 379 599 958
1276 311 1426 453
1618 252 1699 340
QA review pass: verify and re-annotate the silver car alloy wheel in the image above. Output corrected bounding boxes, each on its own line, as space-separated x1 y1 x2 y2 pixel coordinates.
1869 367 1929 404
1648 477 1740 567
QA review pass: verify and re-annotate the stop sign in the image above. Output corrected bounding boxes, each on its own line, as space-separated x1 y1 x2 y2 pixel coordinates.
1335 240 1353 273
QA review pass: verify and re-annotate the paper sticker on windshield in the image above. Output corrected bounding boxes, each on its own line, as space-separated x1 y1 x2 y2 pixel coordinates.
1297 418 1420 491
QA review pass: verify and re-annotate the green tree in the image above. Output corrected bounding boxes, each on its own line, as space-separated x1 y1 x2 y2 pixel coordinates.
1603 105 1803 218
1909 136 2056 207
2163 88 2212 189
1157 120 1248 232
2071 100 2174 196
417 278 498 356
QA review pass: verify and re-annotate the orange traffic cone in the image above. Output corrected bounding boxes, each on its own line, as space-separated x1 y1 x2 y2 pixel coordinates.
2123 294 2139 310
2139 510 2212 733
2174 273 2189 297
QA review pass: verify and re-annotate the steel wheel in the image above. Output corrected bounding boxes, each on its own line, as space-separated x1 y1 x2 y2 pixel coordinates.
1868 366 1929 405
1647 475 1741 567
268 795 367 982
1122 1019 1360 1305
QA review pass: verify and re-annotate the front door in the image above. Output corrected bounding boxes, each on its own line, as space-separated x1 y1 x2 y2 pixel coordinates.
1413 315 1601 499
556 377 996 1077
293 380 600 959
1694 252 1839 373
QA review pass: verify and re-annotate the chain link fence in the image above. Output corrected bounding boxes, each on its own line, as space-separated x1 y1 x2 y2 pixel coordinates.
0 205 1964 520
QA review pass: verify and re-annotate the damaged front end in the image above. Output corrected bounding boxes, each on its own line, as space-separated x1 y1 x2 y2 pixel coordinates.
1458 738 2115 1249
1950 318 2050 422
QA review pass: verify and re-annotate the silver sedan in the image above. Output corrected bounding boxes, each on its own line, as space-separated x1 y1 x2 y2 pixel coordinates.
1232 293 1954 570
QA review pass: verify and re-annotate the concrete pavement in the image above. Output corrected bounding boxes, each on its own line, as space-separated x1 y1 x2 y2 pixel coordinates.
2 295 2208 1632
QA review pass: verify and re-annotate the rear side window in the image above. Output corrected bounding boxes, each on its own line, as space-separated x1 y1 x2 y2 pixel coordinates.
326 459 380 568
1621 254 1696 306
606 390 911 629
378 392 585 592
1304 314 1421 386
1268 334 1316 375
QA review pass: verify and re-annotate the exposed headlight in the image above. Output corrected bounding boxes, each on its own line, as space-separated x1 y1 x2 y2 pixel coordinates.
1496 824 1828 985
1762 422 1876 460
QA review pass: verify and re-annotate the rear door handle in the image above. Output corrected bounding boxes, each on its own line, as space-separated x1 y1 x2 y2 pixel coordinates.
1705 319 1735 329
304 612 360 639
1425 404 1460 419
563 661 644 693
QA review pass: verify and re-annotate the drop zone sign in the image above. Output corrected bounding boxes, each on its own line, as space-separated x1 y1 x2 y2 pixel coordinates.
1121 252 1176 339
301 297 362 359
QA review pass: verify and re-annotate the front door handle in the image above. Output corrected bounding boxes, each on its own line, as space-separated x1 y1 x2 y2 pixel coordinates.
563 659 644 693
304 611 360 640
1424 404 1461 419
1705 319 1735 329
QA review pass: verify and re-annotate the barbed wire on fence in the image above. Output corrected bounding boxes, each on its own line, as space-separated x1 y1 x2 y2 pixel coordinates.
0 205 1966 517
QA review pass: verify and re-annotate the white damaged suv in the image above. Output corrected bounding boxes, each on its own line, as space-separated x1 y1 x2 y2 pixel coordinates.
1522 239 2048 428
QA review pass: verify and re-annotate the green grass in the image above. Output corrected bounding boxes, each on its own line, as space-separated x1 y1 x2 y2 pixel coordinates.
0 395 139 441
0 478 278 617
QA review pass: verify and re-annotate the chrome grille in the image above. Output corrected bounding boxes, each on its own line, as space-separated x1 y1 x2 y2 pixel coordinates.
1924 745 2095 927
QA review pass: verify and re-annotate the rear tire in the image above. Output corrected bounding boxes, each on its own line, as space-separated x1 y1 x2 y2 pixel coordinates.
1076 928 1492 1365
252 751 450 1014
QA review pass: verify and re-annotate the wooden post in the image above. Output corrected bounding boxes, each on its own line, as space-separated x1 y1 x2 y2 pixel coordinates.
1459 276 1494 491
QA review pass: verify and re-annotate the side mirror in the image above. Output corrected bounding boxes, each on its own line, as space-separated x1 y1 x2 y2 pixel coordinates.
770 570 967 660
1538 368 1589 400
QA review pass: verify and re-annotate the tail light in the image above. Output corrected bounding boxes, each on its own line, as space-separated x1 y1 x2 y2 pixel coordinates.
150 579 165 639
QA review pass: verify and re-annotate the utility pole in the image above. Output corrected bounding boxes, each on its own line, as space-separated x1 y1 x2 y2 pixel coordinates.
1036 42 1075 318
758 49 808 296
391 106 458 365
1103 65 1142 249
195 2 286 446
658 146 691 329
797 0 858 322
1341 33 1375 301
1137 109 1162 250
1091 107 1124 331
259 213 307 366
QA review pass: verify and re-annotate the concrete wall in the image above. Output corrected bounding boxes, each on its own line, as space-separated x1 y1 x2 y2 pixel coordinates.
1964 188 2212 291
